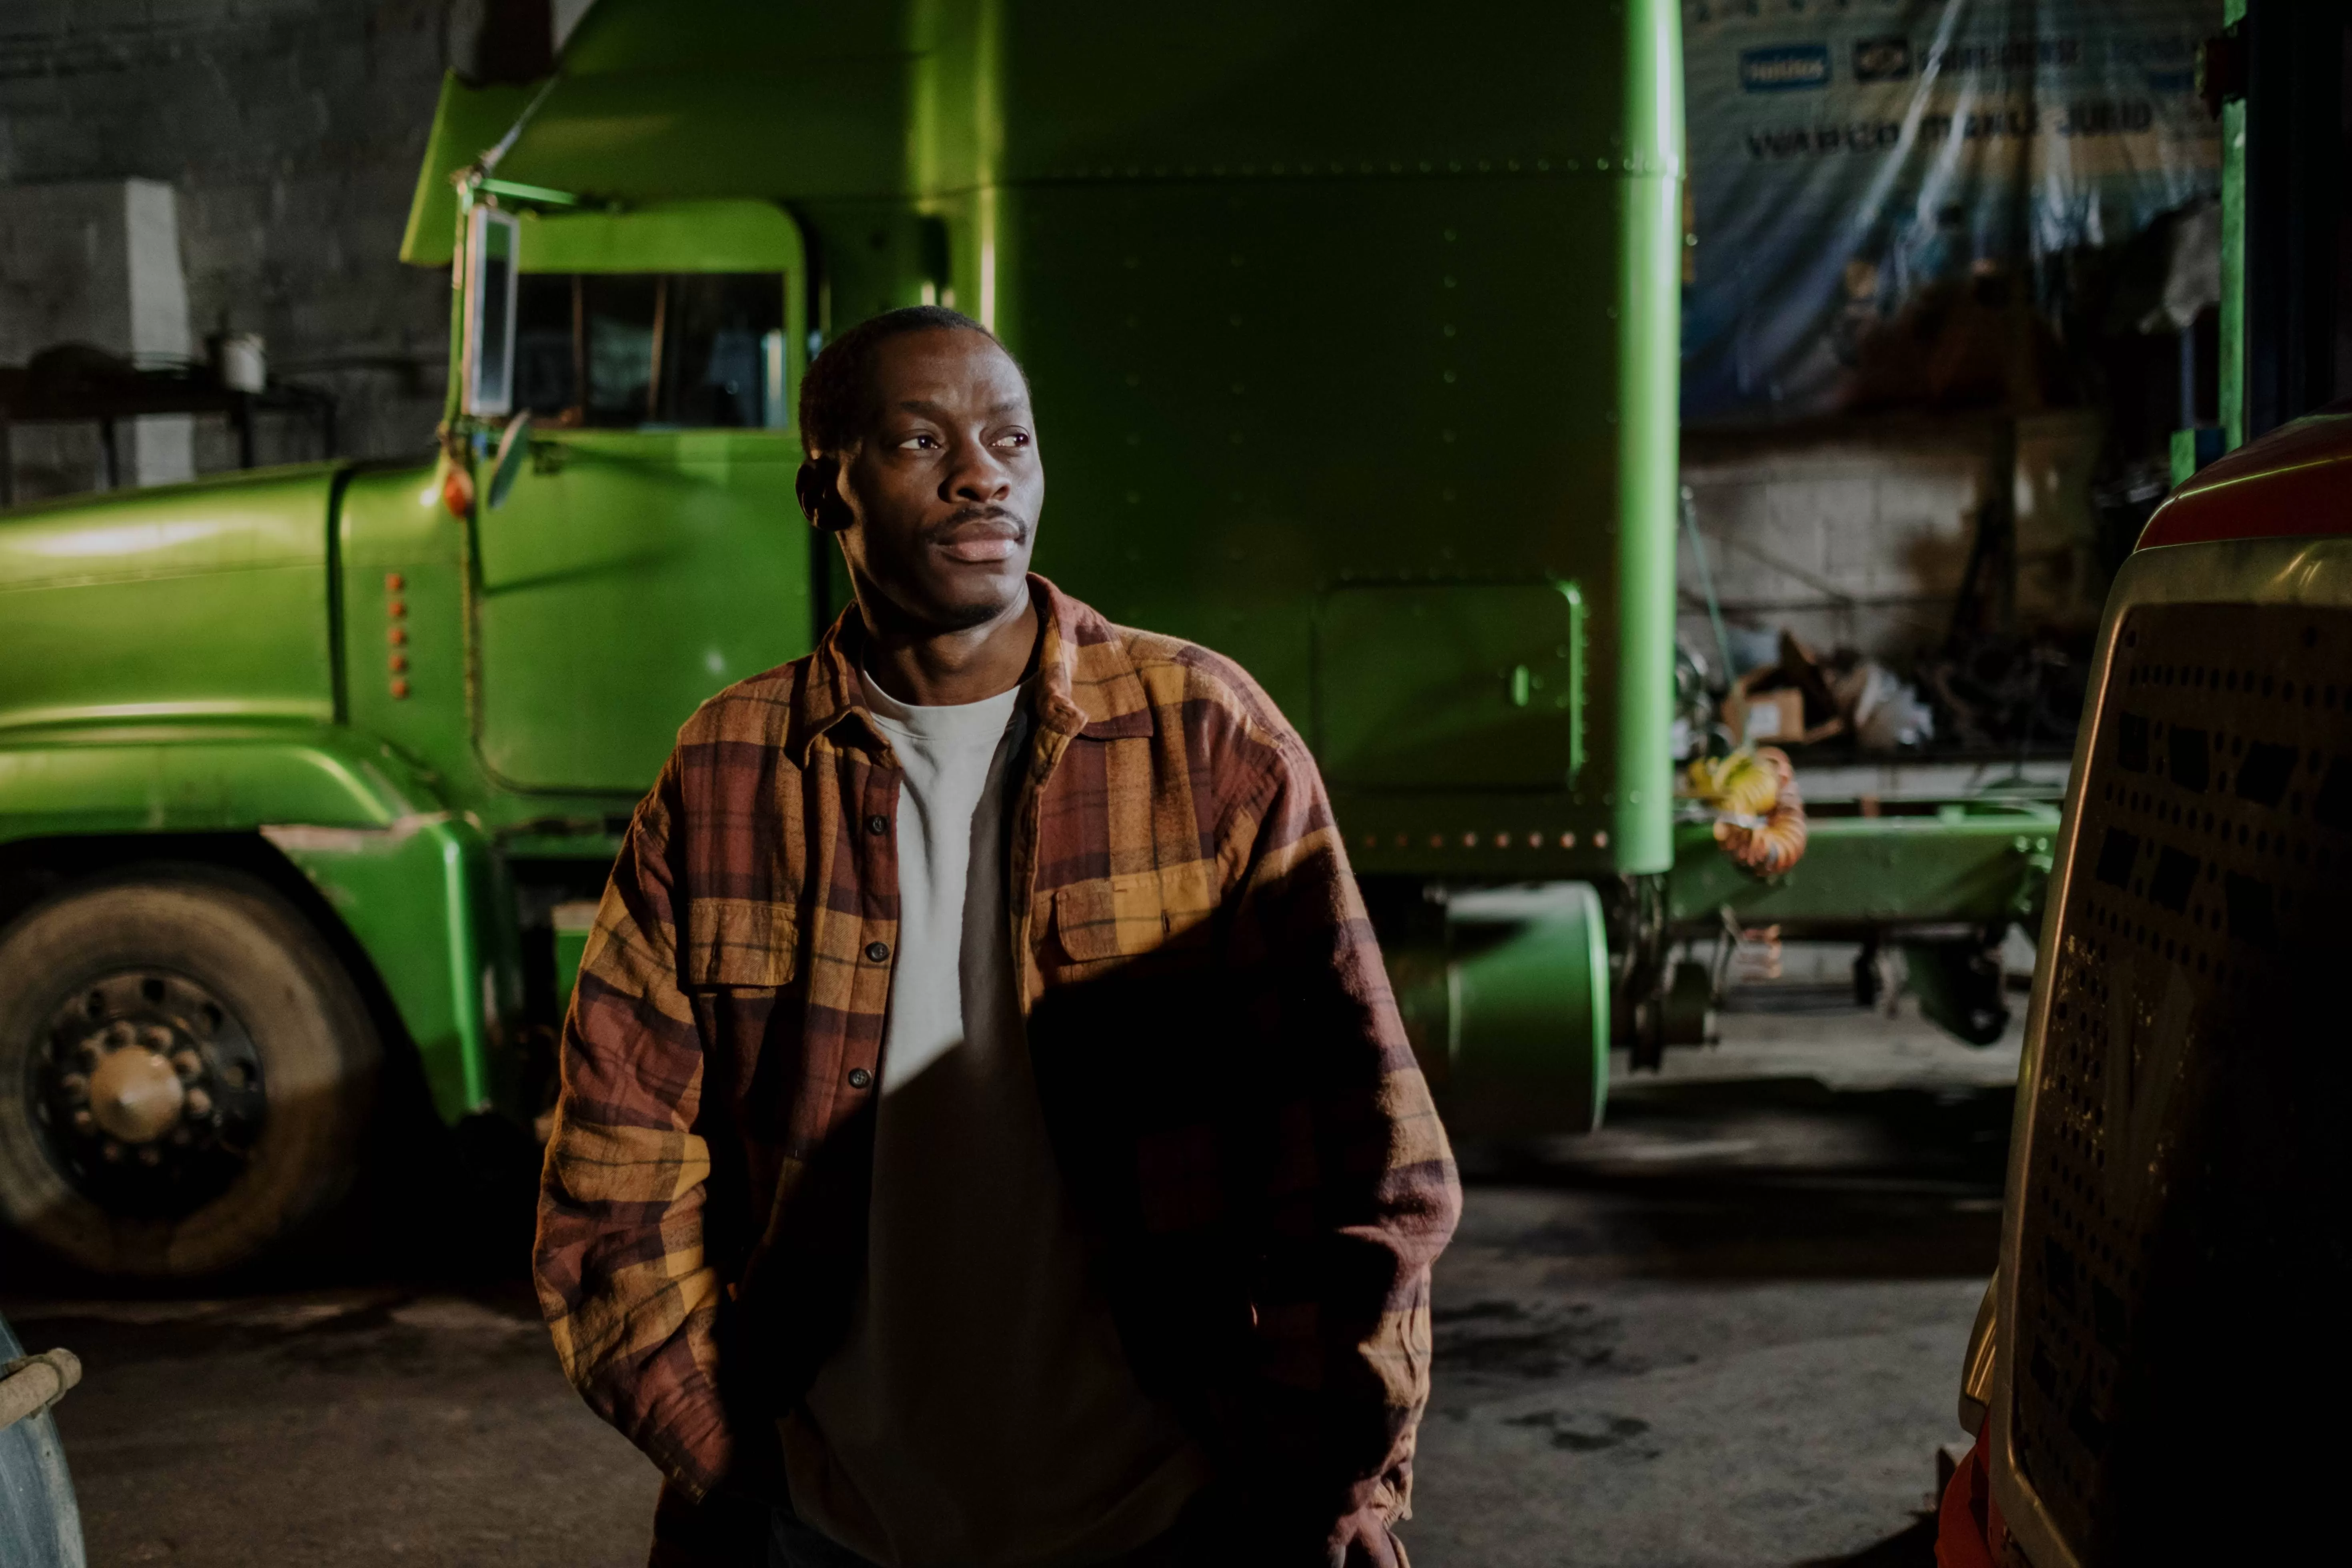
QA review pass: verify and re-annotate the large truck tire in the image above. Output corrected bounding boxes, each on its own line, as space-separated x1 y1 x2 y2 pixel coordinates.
0 867 381 1279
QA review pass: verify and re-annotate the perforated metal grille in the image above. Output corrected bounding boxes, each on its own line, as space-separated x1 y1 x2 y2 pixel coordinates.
2014 603 2352 1559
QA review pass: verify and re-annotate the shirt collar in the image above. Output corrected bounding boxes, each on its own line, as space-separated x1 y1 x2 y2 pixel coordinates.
788 574 1154 764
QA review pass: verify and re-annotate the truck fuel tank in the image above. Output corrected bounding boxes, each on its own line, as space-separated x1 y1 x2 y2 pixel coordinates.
1388 881 1611 1137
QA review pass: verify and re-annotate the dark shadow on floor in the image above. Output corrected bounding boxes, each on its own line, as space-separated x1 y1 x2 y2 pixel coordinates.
1790 1513 1939 1566
0 1107 545 1306
1455 1077 2015 1281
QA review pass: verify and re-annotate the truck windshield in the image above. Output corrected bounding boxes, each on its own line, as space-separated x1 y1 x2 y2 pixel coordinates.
512 272 787 430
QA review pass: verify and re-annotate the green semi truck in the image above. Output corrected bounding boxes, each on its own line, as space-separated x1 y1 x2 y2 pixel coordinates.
0 0 2055 1279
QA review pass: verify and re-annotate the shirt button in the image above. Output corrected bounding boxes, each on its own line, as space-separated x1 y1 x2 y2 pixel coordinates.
865 940 890 963
847 1067 873 1089
865 813 889 835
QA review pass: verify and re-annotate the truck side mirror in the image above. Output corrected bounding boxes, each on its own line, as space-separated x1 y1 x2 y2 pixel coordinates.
462 206 521 417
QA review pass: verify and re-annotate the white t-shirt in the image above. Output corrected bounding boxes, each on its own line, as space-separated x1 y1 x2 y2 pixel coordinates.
783 669 1207 1568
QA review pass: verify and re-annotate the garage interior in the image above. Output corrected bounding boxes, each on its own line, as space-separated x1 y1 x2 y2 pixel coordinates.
2 2 2347 1565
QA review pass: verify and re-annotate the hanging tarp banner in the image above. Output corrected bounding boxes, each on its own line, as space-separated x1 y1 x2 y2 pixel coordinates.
1681 0 2223 423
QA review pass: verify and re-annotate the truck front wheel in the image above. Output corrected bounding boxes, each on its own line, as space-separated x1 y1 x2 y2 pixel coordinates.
0 868 380 1278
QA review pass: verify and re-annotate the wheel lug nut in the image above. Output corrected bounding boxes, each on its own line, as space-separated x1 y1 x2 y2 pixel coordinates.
100 1140 124 1162
59 1072 87 1097
136 1145 161 1166
71 1108 94 1132
184 1088 213 1119
172 1050 202 1080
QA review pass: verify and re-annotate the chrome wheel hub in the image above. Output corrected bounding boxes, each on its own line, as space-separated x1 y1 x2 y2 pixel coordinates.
30 971 266 1217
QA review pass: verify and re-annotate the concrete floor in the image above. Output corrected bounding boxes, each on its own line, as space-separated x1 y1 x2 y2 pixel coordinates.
4 979 2017 1567
1411 992 2017 1568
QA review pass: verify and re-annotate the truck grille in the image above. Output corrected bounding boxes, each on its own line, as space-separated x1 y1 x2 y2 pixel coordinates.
2016 601 2352 1560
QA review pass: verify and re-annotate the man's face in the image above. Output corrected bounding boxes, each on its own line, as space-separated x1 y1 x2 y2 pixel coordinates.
823 328 1042 632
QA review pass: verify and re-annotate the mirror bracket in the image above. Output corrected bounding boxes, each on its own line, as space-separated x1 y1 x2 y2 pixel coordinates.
486 411 535 512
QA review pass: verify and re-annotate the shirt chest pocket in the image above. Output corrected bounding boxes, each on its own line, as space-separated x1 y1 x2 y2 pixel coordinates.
1048 863 1217 967
681 901 801 989
681 903 808 1133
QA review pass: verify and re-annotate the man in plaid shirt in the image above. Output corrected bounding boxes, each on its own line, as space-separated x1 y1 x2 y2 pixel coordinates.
535 306 1460 1568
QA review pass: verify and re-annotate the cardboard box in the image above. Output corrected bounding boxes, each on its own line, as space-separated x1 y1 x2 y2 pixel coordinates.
1725 686 1806 746
1721 668 1845 747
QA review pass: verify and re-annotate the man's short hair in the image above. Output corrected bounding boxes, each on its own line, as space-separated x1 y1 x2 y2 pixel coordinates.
797 304 1025 458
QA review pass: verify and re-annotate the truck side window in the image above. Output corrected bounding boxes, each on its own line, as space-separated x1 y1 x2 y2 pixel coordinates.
511 272 787 430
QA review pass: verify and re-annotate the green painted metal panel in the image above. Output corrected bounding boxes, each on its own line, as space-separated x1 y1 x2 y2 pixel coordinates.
400 73 541 265
1390 881 1611 1135
1002 163 1680 872
266 814 523 1122
406 0 1691 261
516 200 810 276
0 728 416 836
335 465 484 812
2220 94 2247 452
334 465 635 837
2217 0 2246 449
995 3 1678 182
1667 808 2061 930
0 468 337 735
1610 89 1683 875
0 725 518 1123
400 4 924 267
1316 582 1583 792
473 429 813 792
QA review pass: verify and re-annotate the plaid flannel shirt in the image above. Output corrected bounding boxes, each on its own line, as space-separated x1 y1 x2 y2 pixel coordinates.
534 577 1460 1566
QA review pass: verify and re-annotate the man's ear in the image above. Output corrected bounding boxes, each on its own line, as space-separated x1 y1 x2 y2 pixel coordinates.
795 456 854 532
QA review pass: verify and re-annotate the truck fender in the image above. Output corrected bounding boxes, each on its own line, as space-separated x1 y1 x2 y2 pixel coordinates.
0 729 522 1125
260 814 521 1124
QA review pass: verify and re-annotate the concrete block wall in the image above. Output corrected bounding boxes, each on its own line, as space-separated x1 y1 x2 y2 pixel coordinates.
0 179 196 491
1678 410 2108 676
0 0 484 493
